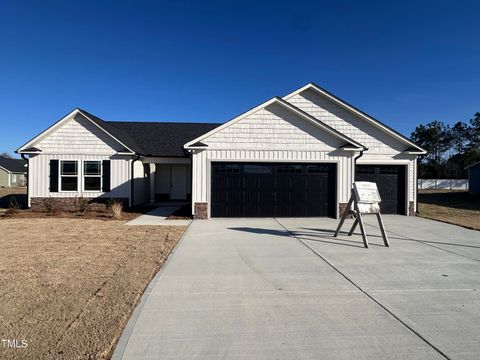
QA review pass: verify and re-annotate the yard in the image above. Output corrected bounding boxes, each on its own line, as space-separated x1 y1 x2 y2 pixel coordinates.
418 190 480 230
0 218 186 360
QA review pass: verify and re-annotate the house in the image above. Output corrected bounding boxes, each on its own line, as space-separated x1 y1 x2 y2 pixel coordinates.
0 156 27 187
16 83 426 218
466 161 480 194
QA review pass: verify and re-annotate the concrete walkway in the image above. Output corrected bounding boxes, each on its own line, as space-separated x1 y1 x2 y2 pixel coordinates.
113 216 480 359
125 206 192 226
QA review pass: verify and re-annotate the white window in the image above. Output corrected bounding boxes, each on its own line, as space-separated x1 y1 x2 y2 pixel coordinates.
60 161 78 191
84 161 102 191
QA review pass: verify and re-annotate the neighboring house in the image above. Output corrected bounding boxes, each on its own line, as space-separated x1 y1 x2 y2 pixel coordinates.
16 83 426 218
0 156 27 187
466 161 480 194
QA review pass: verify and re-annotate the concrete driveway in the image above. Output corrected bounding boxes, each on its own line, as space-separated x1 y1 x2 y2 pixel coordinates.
113 216 480 360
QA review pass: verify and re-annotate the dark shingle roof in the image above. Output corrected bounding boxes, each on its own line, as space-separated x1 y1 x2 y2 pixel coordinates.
106 122 220 157
0 156 27 173
78 109 220 157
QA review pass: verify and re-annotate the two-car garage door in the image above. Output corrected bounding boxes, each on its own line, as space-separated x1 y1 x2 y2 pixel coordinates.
210 162 407 217
211 162 336 217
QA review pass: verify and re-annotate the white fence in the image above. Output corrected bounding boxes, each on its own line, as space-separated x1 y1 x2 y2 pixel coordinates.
418 179 469 190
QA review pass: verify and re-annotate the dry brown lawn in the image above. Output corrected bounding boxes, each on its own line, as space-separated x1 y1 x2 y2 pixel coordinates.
418 190 480 230
0 218 187 360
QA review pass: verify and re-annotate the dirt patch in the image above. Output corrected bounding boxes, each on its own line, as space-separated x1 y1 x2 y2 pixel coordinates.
166 204 193 220
0 218 187 360
1 208 144 221
418 190 480 230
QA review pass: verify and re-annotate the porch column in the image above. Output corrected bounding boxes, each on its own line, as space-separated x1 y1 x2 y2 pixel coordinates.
149 163 156 204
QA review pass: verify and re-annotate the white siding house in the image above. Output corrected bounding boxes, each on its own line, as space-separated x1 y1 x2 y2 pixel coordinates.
17 110 137 209
17 83 426 217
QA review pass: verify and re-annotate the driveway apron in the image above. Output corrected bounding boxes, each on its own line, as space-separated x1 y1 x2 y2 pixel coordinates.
110 216 470 360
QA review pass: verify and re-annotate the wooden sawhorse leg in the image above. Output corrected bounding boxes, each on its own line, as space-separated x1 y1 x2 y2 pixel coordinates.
376 213 390 247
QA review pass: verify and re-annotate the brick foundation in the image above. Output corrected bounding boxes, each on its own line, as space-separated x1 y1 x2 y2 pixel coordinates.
30 197 129 212
409 201 415 216
339 202 349 217
194 202 208 219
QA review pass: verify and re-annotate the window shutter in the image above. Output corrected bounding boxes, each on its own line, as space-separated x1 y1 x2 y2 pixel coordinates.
49 159 59 192
102 160 111 192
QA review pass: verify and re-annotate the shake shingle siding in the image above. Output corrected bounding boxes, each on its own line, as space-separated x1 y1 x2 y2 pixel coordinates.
288 90 406 152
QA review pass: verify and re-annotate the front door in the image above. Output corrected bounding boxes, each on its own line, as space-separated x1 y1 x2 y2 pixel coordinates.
170 165 187 200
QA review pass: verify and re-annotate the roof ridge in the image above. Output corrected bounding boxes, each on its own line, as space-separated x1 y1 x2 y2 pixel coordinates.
106 120 221 125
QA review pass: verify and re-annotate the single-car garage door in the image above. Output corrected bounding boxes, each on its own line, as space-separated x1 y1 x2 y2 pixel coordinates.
355 165 406 214
211 162 336 217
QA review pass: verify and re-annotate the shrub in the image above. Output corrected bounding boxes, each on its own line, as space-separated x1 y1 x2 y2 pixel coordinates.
108 199 123 220
74 196 89 214
4 196 21 216
42 198 60 215
9 196 21 211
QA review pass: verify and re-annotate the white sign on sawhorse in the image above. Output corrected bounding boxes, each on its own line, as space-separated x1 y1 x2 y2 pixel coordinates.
334 182 389 249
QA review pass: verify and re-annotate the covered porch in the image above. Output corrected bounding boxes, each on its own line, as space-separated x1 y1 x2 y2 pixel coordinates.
133 157 192 206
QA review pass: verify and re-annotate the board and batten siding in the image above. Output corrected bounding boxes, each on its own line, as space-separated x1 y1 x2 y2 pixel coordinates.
191 103 357 217
132 160 148 205
28 154 132 200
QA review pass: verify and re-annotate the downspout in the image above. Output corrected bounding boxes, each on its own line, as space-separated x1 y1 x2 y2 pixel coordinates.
20 154 29 208
415 158 419 215
353 149 366 181
130 155 141 207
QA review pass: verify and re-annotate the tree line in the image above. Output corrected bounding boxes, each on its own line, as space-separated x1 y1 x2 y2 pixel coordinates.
411 113 480 179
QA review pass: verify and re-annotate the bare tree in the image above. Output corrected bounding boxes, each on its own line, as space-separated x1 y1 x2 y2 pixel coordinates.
0 152 13 158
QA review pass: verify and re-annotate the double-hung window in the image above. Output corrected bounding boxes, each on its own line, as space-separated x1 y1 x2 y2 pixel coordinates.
60 161 78 191
84 161 102 191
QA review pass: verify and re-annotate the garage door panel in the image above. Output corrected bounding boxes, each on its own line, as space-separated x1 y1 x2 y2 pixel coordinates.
355 165 406 215
211 162 336 217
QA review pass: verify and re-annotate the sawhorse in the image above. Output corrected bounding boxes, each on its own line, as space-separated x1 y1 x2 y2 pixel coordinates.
334 195 389 249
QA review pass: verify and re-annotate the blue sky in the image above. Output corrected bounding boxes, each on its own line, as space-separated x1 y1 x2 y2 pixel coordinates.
1 0 479 156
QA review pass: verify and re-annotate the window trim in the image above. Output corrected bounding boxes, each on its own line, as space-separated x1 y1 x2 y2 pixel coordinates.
59 160 79 192
82 160 103 192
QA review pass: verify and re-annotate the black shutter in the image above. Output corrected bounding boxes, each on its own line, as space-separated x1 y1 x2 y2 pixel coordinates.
49 159 59 192
102 160 111 192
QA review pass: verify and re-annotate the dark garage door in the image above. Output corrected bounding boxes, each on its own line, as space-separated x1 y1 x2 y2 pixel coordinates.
355 165 406 214
211 162 336 217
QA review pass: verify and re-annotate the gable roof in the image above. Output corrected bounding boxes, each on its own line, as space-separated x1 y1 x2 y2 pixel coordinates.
0 156 27 173
184 96 366 151
16 108 221 157
283 82 427 154
17 109 136 155
106 121 220 157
